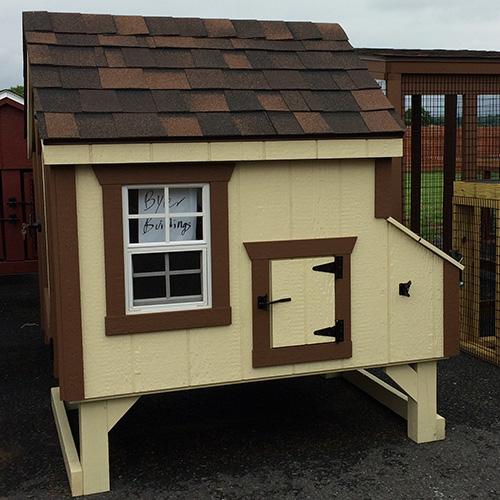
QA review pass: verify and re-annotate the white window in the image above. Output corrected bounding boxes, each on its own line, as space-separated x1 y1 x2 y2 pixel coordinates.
123 184 211 314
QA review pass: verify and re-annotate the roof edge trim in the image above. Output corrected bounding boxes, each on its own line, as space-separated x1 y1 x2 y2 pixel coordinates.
386 217 464 270
41 137 403 165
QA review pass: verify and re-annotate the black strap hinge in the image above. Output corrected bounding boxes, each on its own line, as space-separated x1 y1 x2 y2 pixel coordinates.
312 256 343 279
313 320 344 342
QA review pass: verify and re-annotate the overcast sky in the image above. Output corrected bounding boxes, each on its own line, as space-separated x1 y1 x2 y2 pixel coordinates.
2 0 500 90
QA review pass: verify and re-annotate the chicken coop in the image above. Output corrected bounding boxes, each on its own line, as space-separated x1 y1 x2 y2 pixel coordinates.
24 12 462 496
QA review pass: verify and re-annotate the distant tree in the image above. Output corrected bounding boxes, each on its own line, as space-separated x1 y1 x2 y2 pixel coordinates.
9 85 24 97
405 107 434 126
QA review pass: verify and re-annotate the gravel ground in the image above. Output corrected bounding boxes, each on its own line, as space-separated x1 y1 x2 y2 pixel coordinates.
1 273 500 499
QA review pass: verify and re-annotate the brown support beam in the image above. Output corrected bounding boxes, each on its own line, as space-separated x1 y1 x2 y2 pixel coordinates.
410 95 422 234
462 94 478 180
443 94 457 254
386 73 404 221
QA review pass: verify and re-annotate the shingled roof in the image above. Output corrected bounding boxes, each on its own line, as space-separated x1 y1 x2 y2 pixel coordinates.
23 12 404 143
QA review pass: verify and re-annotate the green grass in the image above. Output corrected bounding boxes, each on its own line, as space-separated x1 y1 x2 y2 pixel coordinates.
403 171 445 246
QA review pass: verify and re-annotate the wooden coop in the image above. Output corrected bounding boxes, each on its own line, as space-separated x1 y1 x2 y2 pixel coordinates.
24 12 462 496
0 90 37 274
454 180 500 364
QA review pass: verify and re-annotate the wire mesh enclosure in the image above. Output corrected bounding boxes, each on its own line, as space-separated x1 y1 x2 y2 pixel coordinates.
359 51 500 366
454 182 500 365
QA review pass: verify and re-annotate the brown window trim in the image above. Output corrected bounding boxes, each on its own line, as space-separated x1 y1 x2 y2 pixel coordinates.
244 237 357 368
93 163 234 335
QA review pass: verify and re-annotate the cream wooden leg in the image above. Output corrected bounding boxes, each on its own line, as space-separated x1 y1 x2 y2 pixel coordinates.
79 401 110 495
385 361 444 443
78 396 140 495
343 362 444 444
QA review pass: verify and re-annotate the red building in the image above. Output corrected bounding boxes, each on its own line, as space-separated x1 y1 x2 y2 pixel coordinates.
0 89 37 274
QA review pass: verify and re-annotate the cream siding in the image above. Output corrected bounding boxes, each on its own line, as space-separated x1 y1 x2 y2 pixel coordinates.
75 157 447 400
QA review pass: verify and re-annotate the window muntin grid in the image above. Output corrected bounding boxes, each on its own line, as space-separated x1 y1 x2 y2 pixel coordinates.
123 184 211 314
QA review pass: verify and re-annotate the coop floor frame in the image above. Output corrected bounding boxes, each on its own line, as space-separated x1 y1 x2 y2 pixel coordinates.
51 360 444 497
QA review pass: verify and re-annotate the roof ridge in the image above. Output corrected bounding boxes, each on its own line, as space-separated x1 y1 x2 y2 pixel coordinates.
23 12 349 42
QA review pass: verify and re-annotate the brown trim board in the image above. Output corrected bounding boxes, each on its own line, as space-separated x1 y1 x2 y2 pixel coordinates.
244 237 357 368
443 260 460 357
375 158 393 219
50 166 84 401
93 162 234 335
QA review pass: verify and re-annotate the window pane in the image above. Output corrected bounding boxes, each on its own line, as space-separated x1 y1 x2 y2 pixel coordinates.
169 251 201 271
138 188 165 215
128 189 138 215
170 216 203 241
133 276 166 300
139 216 166 243
169 187 201 214
132 253 165 273
129 219 139 244
170 273 202 297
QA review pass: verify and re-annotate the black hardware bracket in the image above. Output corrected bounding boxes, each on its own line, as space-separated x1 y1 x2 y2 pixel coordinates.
7 197 34 208
312 256 343 279
314 320 344 342
257 294 291 311
0 214 19 224
399 280 412 297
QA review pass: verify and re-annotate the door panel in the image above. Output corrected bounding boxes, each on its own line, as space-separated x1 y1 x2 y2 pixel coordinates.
270 256 335 348
245 237 356 368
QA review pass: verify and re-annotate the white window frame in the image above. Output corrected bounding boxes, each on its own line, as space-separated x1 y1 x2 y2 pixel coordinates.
122 183 212 315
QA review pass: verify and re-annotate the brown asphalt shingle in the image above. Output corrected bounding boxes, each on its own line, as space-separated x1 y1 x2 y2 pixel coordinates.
44 113 79 138
222 52 252 69
233 112 276 135
160 114 203 136
152 90 188 112
144 70 191 90
257 92 289 111
30 66 61 87
82 14 117 34
293 112 333 134
267 112 304 135
24 12 404 141
203 19 236 38
25 32 57 44
114 15 149 36
80 90 121 112
286 22 322 41
99 68 147 89
192 49 227 69
49 12 86 34
76 113 118 138
34 89 82 113
184 92 229 112
59 67 102 89
225 90 263 111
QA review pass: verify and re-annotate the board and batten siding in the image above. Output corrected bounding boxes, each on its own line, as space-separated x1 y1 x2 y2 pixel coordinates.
75 159 445 400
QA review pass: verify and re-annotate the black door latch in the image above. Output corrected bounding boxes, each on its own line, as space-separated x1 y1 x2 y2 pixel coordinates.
399 280 412 297
257 294 291 311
